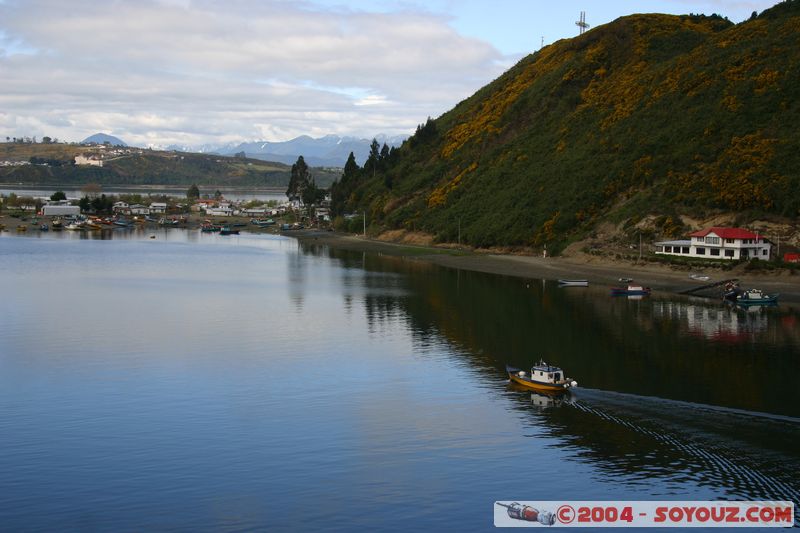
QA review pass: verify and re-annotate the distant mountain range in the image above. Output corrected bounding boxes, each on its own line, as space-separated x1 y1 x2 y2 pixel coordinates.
78 132 408 167
168 134 408 167
81 133 127 146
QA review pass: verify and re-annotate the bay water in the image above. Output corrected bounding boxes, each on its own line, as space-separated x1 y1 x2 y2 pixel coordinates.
1 230 798 531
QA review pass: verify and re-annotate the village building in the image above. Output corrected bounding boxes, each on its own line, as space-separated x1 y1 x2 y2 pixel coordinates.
129 204 150 215
655 227 771 260
41 204 81 216
112 201 130 214
74 154 103 167
149 202 167 214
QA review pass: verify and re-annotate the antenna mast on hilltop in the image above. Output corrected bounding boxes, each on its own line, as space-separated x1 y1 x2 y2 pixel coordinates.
576 11 590 35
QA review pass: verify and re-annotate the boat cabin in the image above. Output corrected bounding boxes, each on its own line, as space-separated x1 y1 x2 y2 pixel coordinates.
527 360 564 384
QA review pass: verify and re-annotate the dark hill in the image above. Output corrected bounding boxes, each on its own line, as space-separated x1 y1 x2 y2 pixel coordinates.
332 2 800 253
82 133 128 146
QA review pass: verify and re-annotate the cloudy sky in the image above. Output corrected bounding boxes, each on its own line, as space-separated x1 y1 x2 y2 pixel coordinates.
0 0 779 148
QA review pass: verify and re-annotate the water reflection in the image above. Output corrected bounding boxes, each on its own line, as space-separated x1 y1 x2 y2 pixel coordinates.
2 232 799 529
311 245 800 417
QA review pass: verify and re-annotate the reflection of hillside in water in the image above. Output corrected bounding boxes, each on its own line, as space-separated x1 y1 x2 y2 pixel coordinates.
298 242 800 417
299 242 800 512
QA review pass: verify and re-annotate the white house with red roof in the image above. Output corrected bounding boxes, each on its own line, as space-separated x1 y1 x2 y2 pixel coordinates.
655 227 771 260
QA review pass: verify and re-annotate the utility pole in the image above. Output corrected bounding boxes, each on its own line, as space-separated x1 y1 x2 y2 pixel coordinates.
576 11 590 35
639 232 643 260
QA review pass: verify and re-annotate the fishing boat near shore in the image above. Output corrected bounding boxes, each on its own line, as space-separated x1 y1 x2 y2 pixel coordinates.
611 285 651 296
506 360 578 392
219 226 240 235
558 279 588 287
735 289 779 305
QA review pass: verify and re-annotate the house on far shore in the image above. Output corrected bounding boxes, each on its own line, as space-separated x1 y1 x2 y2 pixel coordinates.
42 204 81 216
655 227 771 260
129 204 150 215
149 202 167 214
74 154 103 167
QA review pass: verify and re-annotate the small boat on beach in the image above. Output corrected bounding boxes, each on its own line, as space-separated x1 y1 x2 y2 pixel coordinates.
611 285 651 296
506 360 578 392
689 273 711 282
558 279 588 287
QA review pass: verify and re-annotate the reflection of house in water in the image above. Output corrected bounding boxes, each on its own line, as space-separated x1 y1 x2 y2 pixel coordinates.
651 301 769 341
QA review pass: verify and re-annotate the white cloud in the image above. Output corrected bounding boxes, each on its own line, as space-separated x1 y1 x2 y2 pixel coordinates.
0 0 505 146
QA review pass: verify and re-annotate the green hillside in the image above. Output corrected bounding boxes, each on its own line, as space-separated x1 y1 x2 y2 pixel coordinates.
332 1 800 253
0 144 340 188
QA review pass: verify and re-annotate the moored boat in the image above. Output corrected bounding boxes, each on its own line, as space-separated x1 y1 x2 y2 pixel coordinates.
506 360 577 392
558 279 588 287
736 289 779 305
219 226 240 235
610 285 651 296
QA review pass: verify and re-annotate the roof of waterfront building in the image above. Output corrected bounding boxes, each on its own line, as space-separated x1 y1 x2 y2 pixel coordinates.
688 227 761 240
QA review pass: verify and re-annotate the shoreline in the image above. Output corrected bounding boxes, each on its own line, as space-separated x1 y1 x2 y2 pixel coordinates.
291 230 800 306
4 211 797 306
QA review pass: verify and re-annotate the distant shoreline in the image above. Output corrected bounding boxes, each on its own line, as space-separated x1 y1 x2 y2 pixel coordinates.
0 184 287 193
291 230 800 307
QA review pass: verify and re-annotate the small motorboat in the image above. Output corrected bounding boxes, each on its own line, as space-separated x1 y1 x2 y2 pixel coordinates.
689 273 711 282
40 224 49 231
558 279 588 287
736 289 779 305
219 226 240 235
611 285 651 296
618 277 634 283
722 281 741 301
506 360 578 393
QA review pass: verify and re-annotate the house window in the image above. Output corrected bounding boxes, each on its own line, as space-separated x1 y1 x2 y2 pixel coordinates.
683 247 690 254
665 246 672 253
725 250 734 258
762 249 768 256
726 238 735 244
697 248 706 255
710 249 720 256
706 236 720 244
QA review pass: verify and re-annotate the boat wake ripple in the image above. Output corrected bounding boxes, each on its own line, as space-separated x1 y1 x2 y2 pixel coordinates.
566 391 800 510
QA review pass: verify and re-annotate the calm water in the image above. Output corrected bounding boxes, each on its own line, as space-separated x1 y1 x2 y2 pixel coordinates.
1 230 798 531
